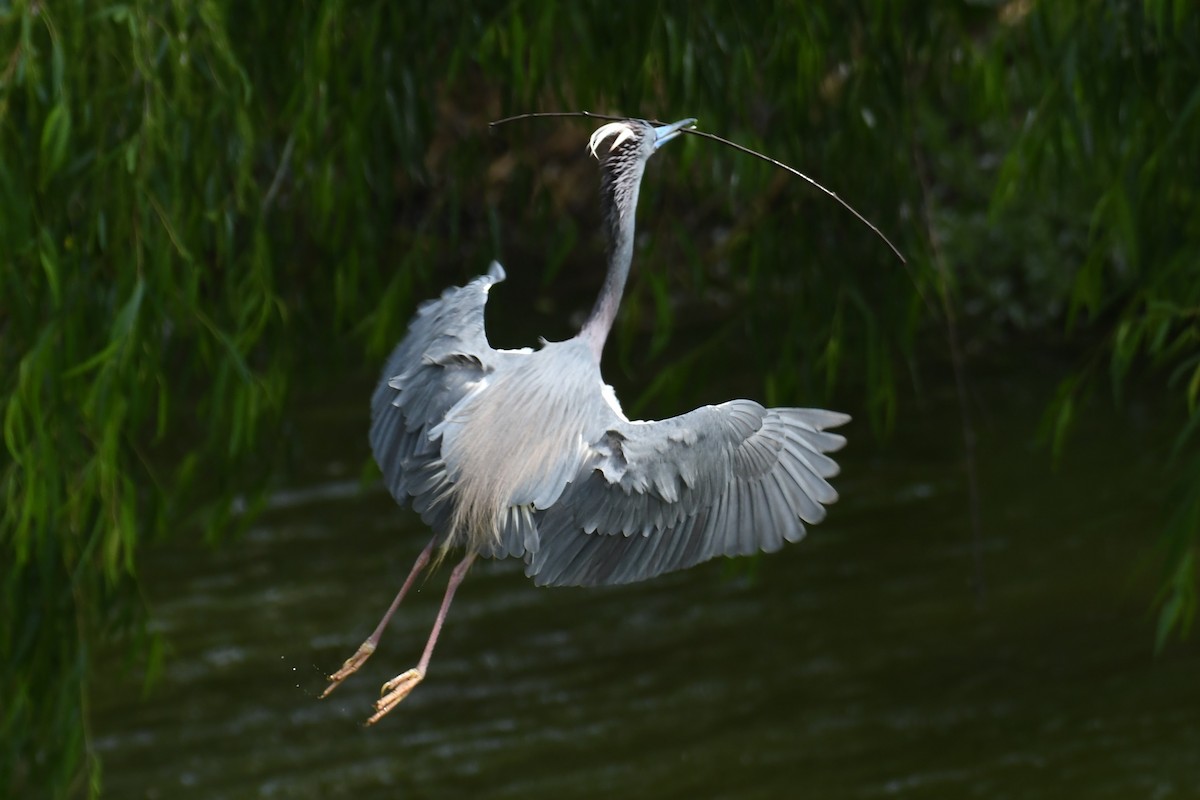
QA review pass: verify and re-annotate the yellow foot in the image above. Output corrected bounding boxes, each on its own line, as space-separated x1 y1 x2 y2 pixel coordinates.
366 668 424 725
320 641 377 699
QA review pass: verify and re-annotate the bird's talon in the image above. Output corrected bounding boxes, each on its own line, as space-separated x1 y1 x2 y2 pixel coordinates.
367 668 424 725
319 641 378 698
380 667 423 697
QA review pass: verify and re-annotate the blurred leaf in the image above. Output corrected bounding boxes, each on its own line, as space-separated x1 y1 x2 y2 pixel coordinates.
38 103 71 187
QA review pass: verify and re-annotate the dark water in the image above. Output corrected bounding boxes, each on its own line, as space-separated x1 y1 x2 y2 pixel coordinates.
93 373 1200 799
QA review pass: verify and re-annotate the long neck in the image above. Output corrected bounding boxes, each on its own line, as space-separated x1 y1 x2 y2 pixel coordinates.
579 158 645 360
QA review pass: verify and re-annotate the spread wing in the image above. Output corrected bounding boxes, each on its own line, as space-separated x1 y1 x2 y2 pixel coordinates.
527 401 849 586
370 262 516 550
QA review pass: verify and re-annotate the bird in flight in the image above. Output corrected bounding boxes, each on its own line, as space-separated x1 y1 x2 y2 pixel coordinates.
321 117 849 724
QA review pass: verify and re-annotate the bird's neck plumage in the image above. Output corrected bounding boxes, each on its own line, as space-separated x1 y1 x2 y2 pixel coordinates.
579 155 646 360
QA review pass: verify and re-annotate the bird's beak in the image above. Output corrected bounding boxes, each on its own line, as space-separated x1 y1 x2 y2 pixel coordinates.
652 117 697 150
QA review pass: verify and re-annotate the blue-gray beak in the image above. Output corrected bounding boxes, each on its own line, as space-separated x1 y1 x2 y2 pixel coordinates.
652 117 697 150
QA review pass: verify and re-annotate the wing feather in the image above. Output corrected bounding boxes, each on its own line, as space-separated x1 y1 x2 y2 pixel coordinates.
528 400 849 586
370 262 505 491
370 262 533 556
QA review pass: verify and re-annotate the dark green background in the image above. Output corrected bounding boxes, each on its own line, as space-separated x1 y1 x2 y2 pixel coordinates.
2 1 1197 795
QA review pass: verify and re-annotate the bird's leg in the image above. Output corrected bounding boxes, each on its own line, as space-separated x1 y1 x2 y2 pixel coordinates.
367 551 476 725
320 537 435 699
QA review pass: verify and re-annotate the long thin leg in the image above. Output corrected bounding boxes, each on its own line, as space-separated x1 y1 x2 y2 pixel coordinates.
321 537 436 699
367 551 476 725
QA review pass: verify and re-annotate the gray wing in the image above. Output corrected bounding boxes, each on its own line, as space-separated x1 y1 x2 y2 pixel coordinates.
370 262 515 550
527 400 849 586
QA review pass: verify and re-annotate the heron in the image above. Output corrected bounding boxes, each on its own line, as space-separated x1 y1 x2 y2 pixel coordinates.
321 117 850 724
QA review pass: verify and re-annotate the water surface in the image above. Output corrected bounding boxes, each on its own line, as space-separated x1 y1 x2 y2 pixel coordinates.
94 373 1200 798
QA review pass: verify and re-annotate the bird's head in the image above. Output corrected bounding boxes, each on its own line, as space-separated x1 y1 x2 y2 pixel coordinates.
587 117 696 226
587 118 696 164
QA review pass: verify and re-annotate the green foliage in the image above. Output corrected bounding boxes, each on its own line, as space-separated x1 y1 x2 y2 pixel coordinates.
999 1 1200 647
1 0 1197 795
2 2 288 795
